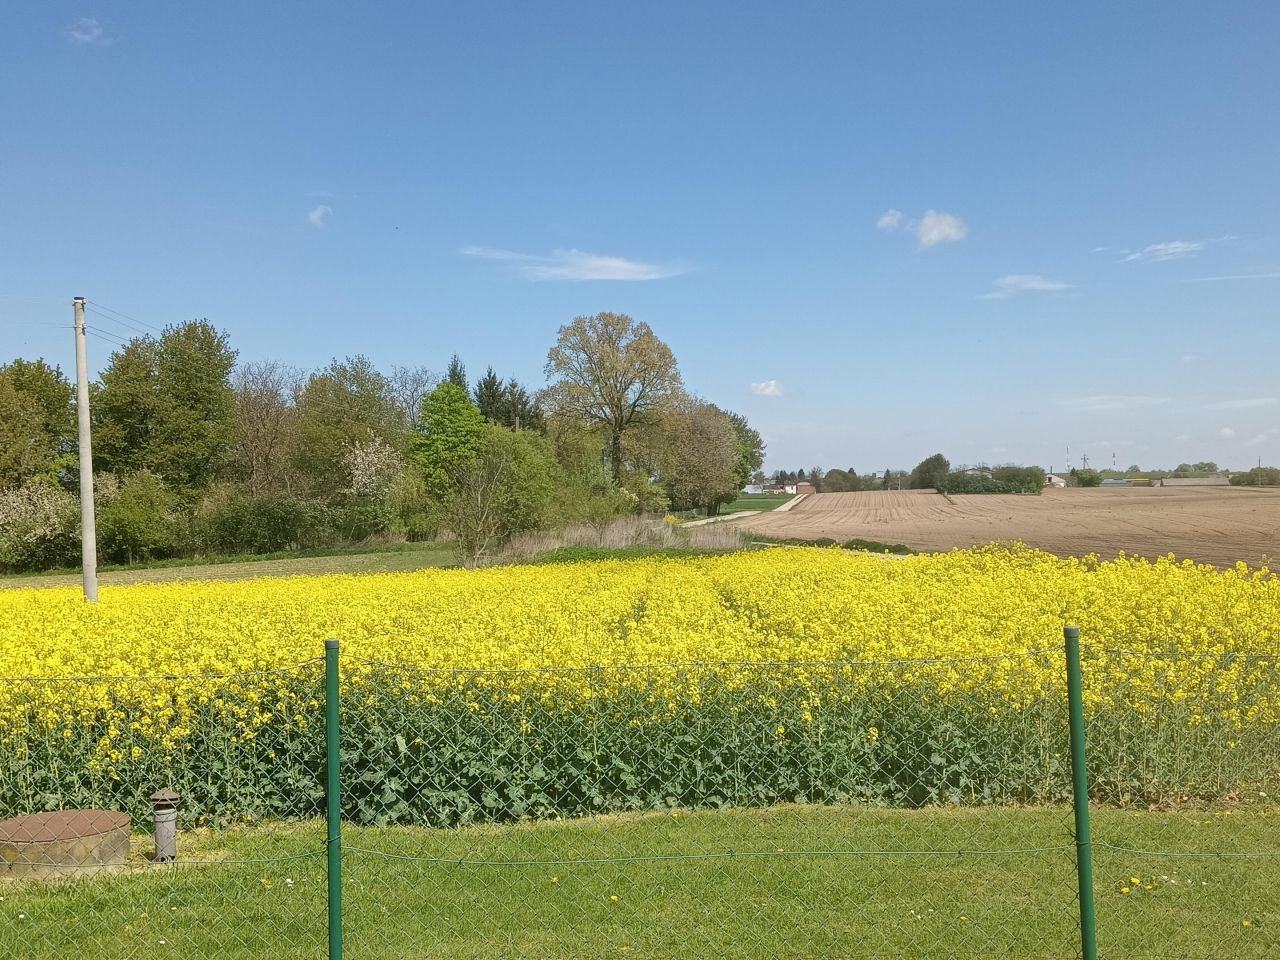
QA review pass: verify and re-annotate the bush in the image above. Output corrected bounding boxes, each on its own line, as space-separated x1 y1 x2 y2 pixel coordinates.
195 487 331 554
0 480 80 572
941 466 1044 495
98 470 186 564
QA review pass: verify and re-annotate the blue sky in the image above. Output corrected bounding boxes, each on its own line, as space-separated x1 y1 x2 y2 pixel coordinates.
3 2 1278 471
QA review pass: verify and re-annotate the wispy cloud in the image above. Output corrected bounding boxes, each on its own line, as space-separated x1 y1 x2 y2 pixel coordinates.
1245 428 1279 447
1175 433 1194 443
1118 236 1235 263
751 380 784 397
876 208 967 248
1181 354 1200 364
1218 427 1237 439
460 246 686 281
1059 395 1170 412
1197 397 1278 411
982 274 1071 300
307 205 333 228
68 18 107 45
1184 271 1280 282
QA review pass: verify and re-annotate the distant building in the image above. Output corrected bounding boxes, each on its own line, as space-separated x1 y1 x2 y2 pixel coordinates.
742 484 763 494
1045 474 1067 488
794 482 817 495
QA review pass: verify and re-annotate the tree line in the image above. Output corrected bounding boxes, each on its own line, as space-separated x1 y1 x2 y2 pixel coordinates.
762 456 1046 495
0 312 763 571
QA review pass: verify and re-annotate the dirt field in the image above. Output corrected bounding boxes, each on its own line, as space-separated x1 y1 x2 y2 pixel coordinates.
734 487 1280 567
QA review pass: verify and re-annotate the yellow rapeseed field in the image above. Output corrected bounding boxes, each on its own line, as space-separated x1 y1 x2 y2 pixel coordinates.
1 545 1276 814
2 545 1276 675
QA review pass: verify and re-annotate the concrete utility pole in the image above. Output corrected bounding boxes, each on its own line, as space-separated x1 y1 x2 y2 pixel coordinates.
73 297 99 603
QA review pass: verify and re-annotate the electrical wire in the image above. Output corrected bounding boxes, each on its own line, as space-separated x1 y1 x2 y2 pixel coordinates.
85 299 166 333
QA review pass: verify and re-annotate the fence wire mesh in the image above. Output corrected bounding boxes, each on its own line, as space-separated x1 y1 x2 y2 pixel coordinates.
1084 647 1279 960
0 663 329 960
336 653 1083 958
0 641 1275 958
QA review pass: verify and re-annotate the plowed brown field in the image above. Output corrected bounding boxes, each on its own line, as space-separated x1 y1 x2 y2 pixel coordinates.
734 487 1280 567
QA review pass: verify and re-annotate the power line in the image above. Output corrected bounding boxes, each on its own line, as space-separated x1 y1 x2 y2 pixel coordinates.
85 299 166 333
85 305 153 338
86 328 129 348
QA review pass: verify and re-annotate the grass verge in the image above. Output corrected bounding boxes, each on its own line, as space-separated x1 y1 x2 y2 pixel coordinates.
715 493 795 514
2 806 1273 959
0 541 458 590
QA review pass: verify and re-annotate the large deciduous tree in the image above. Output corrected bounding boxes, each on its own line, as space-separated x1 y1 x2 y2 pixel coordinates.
544 312 683 480
232 360 302 495
93 320 238 492
0 359 76 487
409 382 486 499
293 356 402 494
909 453 950 491
661 401 742 515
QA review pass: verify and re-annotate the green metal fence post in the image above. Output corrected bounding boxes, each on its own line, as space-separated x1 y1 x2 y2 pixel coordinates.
325 639 343 960
1064 625 1098 960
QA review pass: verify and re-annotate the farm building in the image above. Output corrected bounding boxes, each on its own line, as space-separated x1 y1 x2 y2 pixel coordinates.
1159 476 1230 487
763 483 813 495
1045 474 1067 488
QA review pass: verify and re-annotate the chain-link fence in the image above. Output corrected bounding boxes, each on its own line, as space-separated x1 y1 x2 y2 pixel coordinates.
1 632 1275 958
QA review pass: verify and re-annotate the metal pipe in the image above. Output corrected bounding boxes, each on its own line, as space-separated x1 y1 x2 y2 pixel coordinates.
1064 625 1098 960
325 639 343 960
149 788 179 863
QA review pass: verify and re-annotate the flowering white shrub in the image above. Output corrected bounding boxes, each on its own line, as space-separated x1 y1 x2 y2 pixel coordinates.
0 480 80 571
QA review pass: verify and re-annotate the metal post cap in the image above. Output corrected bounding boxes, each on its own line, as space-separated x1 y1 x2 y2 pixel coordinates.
149 788 180 809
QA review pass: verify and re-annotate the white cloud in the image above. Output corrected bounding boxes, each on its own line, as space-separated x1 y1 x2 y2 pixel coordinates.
1175 433 1194 443
982 274 1071 300
68 18 106 45
307 205 333 228
916 210 967 248
1181 354 1200 363
876 208 967 248
1198 397 1278 411
460 246 685 281
1185 271 1280 282
751 380 784 397
1059 395 1170 412
1218 427 1236 440
876 209 903 230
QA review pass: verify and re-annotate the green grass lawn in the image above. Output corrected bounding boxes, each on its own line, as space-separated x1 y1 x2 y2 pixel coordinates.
717 492 795 514
0 541 458 590
3 806 1274 958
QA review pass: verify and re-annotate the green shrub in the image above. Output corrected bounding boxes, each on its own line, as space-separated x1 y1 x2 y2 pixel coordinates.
195 487 331 554
97 470 186 564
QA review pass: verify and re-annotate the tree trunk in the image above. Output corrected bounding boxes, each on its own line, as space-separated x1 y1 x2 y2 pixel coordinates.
609 428 623 481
